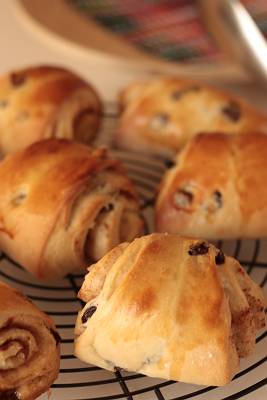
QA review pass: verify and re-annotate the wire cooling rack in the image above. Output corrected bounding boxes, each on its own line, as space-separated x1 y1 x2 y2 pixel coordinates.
0 104 266 400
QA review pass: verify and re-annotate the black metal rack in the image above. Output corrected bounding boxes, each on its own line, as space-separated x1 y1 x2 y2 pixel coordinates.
0 106 266 400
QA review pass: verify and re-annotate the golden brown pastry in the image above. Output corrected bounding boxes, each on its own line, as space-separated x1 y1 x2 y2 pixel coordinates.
0 280 60 400
117 78 267 156
156 132 267 239
0 65 102 156
0 139 143 280
74 233 266 386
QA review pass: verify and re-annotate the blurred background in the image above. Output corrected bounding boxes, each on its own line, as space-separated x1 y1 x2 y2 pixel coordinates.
2 0 267 104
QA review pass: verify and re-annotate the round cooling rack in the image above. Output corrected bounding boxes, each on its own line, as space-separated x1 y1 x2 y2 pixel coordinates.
0 104 266 400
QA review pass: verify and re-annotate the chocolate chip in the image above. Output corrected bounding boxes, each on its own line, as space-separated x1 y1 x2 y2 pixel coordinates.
150 113 169 129
215 250 225 265
174 189 193 208
50 328 61 346
10 73 26 87
171 86 201 100
0 390 19 400
222 101 241 122
164 159 175 169
82 305 97 323
188 242 209 256
213 190 223 208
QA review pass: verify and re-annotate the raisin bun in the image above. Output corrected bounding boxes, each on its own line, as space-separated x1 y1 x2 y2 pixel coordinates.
117 78 267 156
75 233 265 386
0 139 144 280
0 65 102 156
156 132 267 239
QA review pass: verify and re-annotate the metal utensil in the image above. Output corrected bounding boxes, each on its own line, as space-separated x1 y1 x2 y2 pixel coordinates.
199 0 267 85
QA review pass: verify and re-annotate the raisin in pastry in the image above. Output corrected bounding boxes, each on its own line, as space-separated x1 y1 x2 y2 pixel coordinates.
75 233 265 386
116 78 267 156
156 132 267 239
0 65 102 156
0 139 143 280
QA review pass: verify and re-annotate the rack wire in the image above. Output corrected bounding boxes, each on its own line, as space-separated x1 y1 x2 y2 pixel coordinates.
0 105 266 400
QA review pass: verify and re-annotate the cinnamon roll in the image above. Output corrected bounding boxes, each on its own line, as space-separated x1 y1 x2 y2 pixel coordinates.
0 281 60 399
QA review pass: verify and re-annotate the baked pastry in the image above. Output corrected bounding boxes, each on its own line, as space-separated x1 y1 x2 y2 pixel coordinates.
0 139 143 280
156 132 267 239
0 280 60 399
74 233 266 387
0 65 102 156
117 78 267 156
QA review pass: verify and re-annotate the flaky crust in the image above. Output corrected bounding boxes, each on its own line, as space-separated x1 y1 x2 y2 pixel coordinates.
117 78 267 156
75 234 266 386
156 132 267 239
0 280 60 400
0 65 102 155
0 139 143 279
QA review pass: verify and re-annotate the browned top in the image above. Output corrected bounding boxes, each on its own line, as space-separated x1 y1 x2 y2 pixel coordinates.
0 65 101 155
0 139 123 213
0 65 95 105
76 233 237 385
156 132 267 238
0 139 137 277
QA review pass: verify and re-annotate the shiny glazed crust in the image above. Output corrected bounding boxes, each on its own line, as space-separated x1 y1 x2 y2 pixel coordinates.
0 139 143 280
75 233 266 386
0 65 102 155
0 281 60 400
156 132 267 239
117 78 267 156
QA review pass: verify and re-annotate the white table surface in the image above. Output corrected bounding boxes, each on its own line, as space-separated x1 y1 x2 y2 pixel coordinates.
1 0 267 108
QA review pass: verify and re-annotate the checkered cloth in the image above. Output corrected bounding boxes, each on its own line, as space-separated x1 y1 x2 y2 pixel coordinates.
69 0 267 63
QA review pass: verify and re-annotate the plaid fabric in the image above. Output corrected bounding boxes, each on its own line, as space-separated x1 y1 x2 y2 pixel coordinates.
68 0 267 63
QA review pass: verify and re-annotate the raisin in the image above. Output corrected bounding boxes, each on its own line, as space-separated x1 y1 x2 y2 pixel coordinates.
174 189 193 208
188 242 209 256
171 90 183 100
150 113 169 129
222 101 241 122
0 390 19 400
0 100 8 108
215 250 225 265
50 328 61 345
10 73 26 87
213 191 223 208
11 192 27 207
82 305 97 323
114 366 123 372
106 203 114 211
164 159 175 169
